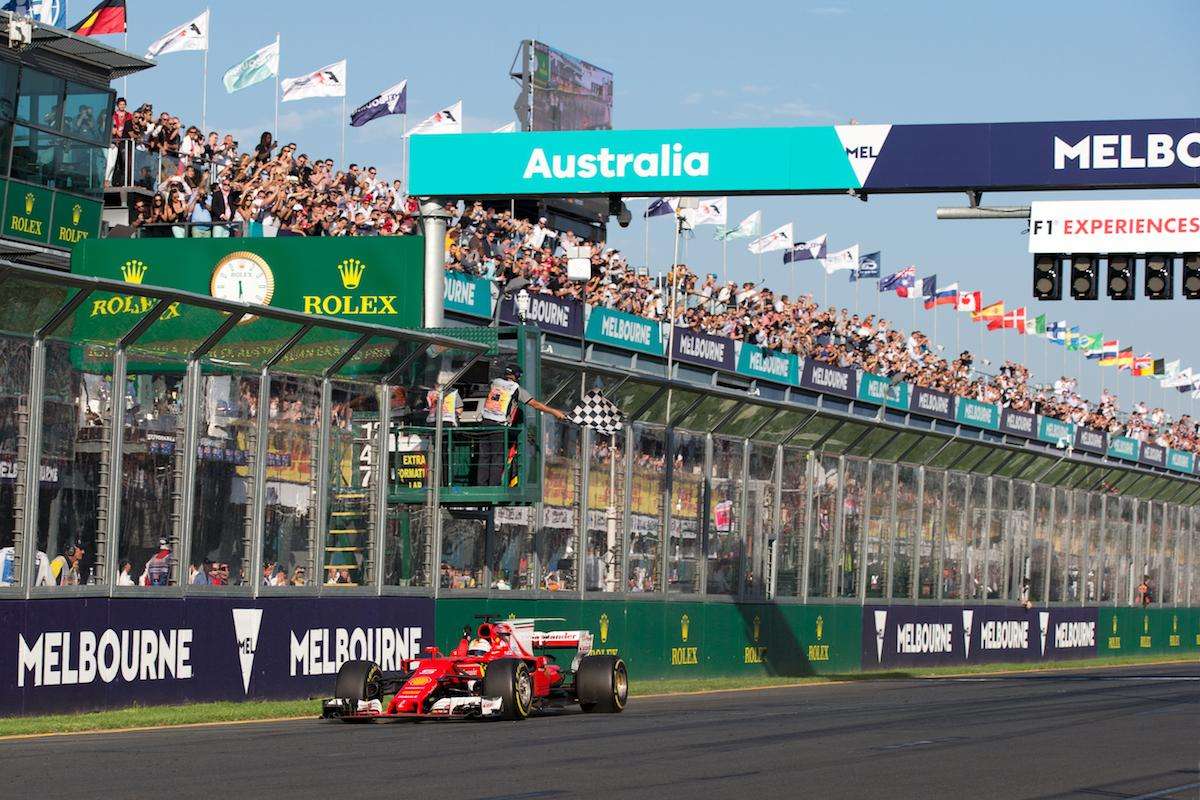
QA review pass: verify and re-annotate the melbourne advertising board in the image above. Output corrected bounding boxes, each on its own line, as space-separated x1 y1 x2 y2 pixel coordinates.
410 118 1200 197
862 606 1098 669
68 238 424 369
0 596 433 716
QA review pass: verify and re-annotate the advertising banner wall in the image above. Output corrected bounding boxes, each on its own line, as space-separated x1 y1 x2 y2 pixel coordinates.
798 360 856 399
0 596 433 716
443 271 493 318
955 397 1000 430
857 372 910 409
500 292 584 337
1038 416 1076 447
1108 435 1140 462
1167 449 1195 474
1073 426 1109 456
1140 442 1167 467
909 386 955 421
999 408 1037 439
1028 198 1200 254
409 118 1200 198
862 605 1099 669
736 343 798 385
585 307 663 356
670 327 736 371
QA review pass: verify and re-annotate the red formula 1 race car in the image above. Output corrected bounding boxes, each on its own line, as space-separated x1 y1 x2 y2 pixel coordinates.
321 617 628 722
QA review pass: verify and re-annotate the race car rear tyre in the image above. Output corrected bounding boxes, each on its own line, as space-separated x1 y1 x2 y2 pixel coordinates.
482 659 532 720
334 660 382 702
576 655 628 713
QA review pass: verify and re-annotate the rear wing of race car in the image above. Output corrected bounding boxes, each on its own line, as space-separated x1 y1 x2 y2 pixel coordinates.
494 618 594 667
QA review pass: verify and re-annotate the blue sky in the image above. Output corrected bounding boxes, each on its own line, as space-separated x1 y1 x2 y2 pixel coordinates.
111 0 1199 414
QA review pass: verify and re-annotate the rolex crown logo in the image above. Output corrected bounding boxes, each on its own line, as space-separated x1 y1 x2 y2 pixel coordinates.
680 614 690 642
599 613 610 644
24 192 34 215
816 614 824 641
71 204 82 225
752 614 761 643
121 259 148 284
337 258 366 290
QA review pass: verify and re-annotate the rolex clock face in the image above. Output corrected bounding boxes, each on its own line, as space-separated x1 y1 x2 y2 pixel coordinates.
210 252 275 306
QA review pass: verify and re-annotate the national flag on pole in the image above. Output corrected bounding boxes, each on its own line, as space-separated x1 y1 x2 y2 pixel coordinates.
1031 314 1047 335
784 233 829 264
281 60 347 102
748 223 793 254
2 1 67 26
1114 347 1134 370
850 251 881 282
878 266 916 293
1164 367 1193 388
685 197 727 227
69 0 126 35
350 80 407 127
1131 354 1155 376
714 210 761 240
145 10 209 58
956 290 982 313
925 283 959 309
1045 320 1067 343
406 101 462 136
819 244 859 274
1074 332 1103 354
919 274 937 300
645 198 676 218
988 307 1027 332
1093 339 1118 361
223 40 280 94
972 301 1004 323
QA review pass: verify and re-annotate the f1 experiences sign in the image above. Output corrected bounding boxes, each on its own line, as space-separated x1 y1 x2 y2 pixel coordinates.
862 606 1098 669
0 596 432 716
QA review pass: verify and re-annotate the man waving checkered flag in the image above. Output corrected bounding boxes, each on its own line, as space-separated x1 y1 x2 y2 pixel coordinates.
568 390 625 436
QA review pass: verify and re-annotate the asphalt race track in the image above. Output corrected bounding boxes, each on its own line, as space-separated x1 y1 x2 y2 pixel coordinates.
3 663 1197 800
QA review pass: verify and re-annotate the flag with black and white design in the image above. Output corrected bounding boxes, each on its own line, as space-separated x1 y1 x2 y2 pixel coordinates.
568 390 625 436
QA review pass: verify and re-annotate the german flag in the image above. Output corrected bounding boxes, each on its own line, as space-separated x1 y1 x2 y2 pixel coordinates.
70 0 127 36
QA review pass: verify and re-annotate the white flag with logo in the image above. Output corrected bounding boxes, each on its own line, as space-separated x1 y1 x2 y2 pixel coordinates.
681 197 727 227
747 222 793 254
406 100 462 136
282 60 347 101
715 210 761 241
145 10 210 58
820 244 860 274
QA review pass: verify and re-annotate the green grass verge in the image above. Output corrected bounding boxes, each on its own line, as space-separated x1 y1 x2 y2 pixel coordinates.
0 652 1188 739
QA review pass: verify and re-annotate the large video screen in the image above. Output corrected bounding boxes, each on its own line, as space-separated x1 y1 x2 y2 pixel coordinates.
531 41 613 132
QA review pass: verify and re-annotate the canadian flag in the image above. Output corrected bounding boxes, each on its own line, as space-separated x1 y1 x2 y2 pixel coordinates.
957 290 982 313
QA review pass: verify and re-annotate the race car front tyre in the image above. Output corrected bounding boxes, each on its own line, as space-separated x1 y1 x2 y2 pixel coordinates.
334 660 382 702
482 659 532 720
575 655 628 713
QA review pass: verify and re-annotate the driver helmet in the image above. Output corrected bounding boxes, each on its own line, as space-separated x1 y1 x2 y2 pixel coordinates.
467 637 492 657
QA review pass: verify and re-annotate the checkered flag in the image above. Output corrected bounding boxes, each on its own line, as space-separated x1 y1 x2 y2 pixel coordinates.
568 390 625 436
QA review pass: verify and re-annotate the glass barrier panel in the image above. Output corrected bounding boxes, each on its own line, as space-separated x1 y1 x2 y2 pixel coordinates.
942 471 967 599
585 429 624 592
1113 497 1134 605
926 440 970 469
1081 492 1102 603
1010 480 1033 602
34 341 112 587
744 442 777 599
675 394 738 432
275 327 364 377
539 417 581 593
63 80 113 145
754 408 807 443
846 426 893 458
384 503 432 588
865 461 893 599
873 431 919 462
1048 487 1070 602
954 444 994 474
492 505 534 591
0 274 78 335
115 352 187 587
609 381 661 420
777 447 809 598
965 475 990 601
322 381 379 589
0 335 31 588
1029 484 1053 602
706 436 744 596
16 68 63 128
1161 505 1178 605
919 469 944 600
1146 501 1165 604
629 423 665 593
188 371 257 586
820 421 867 455
661 389 703 427
993 452 1034 479
903 435 950 465
808 454 839 599
1191 514 1200 606
259 374 320 587
838 457 868 599
788 416 837 451
972 446 1010 475
892 465 919 599
667 429 704 593
718 404 776 439
440 510 486 589
987 477 1009 601
1065 489 1087 602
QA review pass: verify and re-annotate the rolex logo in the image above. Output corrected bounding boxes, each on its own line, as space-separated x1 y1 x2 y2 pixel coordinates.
337 258 366 290
1112 615 1118 634
24 192 34 215
816 614 824 641
121 259 148 284
752 615 761 643
599 613 609 644
680 614 690 642
71 204 82 225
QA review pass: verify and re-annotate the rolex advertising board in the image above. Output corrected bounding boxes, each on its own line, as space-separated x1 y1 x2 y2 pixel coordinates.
67 238 424 371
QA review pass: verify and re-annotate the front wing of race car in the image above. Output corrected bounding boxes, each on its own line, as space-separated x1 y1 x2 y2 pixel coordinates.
321 695 506 721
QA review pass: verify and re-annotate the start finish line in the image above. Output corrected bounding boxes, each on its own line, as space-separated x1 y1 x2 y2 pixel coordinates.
408 117 1200 198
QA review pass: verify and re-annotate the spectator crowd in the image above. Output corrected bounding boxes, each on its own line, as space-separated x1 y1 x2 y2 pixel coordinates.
106 99 1199 455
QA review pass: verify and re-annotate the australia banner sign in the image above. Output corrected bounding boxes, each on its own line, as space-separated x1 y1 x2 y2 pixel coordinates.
409 118 1200 198
0 596 433 716
863 605 1098 669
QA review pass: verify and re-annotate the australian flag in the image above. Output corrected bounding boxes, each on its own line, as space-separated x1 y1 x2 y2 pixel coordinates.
350 79 407 128
878 266 916 293
644 198 675 218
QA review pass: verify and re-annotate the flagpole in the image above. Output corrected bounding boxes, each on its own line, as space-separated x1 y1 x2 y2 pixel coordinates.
273 33 281 137
401 114 408 193
340 65 348 169
201 12 210 133
823 269 828 308
123 31 129 97
722 234 727 283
